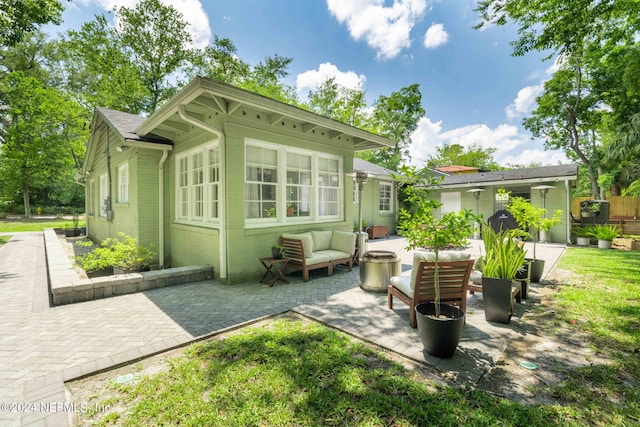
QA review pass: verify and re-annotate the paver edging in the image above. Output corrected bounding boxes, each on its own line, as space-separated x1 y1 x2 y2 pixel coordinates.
44 228 213 306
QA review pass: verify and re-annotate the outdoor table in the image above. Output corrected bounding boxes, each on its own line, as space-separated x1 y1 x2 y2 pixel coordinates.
259 257 289 287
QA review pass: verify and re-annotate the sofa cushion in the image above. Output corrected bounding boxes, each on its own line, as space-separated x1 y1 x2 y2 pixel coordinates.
282 232 314 258
390 275 412 298
311 230 333 251
410 251 471 290
319 249 351 262
305 252 331 266
330 230 356 255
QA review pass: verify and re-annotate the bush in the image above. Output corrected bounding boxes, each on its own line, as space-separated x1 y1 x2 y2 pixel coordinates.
75 233 157 273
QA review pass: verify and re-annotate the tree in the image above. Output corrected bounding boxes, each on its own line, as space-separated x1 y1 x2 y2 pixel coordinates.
0 0 63 47
186 36 250 85
364 84 425 171
307 77 367 127
239 54 298 104
117 0 193 113
0 72 87 216
426 143 500 170
59 15 148 114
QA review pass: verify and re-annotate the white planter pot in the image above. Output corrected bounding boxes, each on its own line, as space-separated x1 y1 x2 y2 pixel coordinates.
576 237 590 246
598 239 612 249
539 230 549 243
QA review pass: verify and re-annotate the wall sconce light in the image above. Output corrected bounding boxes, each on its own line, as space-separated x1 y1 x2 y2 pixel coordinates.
115 145 128 152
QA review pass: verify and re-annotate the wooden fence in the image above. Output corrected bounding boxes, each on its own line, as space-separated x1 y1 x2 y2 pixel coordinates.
572 196 640 235
572 196 640 219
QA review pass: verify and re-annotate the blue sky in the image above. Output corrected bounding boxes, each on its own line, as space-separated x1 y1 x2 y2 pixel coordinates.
56 0 569 167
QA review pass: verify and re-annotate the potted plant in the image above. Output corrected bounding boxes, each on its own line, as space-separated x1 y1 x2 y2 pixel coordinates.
587 224 621 249
503 189 562 282
481 224 527 323
271 243 286 259
573 226 593 246
396 166 477 358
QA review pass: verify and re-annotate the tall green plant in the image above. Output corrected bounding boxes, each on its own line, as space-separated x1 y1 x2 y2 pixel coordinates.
481 225 527 280
395 166 477 317
501 189 563 259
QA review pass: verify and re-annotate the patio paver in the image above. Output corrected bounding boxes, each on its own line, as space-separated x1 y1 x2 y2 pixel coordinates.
0 233 565 426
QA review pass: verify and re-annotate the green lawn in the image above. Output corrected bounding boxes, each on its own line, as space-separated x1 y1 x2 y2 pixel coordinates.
0 236 10 246
69 247 639 426
0 219 85 233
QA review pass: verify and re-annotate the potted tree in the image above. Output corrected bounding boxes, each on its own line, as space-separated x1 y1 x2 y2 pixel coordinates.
481 224 527 323
503 190 562 282
396 166 477 358
587 224 621 249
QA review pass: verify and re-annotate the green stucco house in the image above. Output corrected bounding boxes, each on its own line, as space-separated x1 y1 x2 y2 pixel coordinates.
429 164 579 243
82 77 395 284
351 158 397 235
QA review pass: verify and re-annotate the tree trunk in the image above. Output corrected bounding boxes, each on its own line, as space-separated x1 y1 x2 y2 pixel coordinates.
22 184 31 218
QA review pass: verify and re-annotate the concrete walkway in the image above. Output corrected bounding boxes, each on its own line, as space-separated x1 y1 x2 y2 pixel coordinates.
0 233 566 426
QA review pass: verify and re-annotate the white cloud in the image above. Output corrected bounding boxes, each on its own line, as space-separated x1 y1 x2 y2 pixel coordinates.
326 0 428 60
423 23 448 48
408 117 568 167
505 84 544 119
296 62 367 99
78 0 212 49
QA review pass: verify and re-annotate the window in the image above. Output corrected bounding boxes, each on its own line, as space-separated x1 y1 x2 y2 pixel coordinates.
245 145 278 219
286 152 312 217
88 180 95 216
244 139 343 226
379 181 393 213
175 143 220 225
117 164 128 203
99 174 108 217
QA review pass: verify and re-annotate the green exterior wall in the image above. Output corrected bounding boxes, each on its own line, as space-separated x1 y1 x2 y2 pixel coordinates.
352 178 397 234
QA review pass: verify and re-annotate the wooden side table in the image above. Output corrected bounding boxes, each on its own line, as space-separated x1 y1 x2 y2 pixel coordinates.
259 257 289 287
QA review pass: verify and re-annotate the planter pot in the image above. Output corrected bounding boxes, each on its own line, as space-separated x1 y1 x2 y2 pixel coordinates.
576 236 590 246
272 247 283 259
415 302 465 358
86 267 113 278
528 259 545 283
482 277 519 324
538 229 549 243
598 239 612 249
64 228 81 237
515 259 530 299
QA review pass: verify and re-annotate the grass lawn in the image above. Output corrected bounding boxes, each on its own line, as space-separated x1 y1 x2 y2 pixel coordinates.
68 247 639 426
0 236 10 246
0 219 85 233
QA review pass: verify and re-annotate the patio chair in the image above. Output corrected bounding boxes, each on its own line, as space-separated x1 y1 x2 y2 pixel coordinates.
388 251 474 328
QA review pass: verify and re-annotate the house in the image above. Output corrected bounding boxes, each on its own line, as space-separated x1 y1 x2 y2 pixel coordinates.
428 164 579 243
351 158 397 235
81 77 395 284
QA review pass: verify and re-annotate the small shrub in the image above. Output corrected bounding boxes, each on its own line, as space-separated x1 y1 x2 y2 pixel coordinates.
75 233 157 273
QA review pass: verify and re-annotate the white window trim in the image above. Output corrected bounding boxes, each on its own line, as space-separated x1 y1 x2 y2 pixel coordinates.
244 138 343 228
117 163 129 203
379 181 393 214
88 179 96 216
174 142 220 227
99 174 108 217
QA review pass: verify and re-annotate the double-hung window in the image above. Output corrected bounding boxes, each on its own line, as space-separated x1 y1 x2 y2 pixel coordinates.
379 181 393 214
118 163 129 203
99 174 108 217
244 139 343 227
175 142 220 226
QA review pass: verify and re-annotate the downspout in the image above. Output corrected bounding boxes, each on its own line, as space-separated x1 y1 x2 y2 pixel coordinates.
177 105 228 279
565 179 572 244
158 149 169 269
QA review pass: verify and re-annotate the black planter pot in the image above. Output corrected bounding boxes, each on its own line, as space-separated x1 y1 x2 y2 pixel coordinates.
482 277 518 324
415 302 465 358
272 247 283 259
528 259 545 282
515 259 530 299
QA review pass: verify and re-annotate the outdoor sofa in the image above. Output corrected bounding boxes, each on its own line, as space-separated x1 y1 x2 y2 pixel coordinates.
280 230 357 281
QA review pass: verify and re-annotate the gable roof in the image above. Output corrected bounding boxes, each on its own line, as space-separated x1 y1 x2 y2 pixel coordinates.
436 164 578 188
136 77 394 151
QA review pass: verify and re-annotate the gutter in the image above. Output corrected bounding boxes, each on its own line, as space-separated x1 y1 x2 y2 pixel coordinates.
177 105 228 279
123 139 172 269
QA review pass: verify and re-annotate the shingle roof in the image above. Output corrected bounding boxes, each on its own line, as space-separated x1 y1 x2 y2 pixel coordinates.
438 164 578 187
353 158 396 178
96 107 171 144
